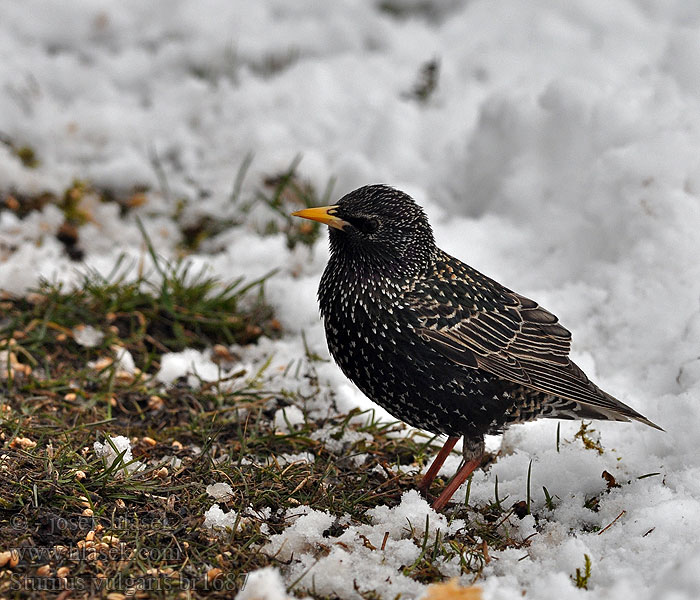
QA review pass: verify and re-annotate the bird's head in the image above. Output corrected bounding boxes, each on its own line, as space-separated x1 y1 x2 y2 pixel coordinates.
293 185 436 280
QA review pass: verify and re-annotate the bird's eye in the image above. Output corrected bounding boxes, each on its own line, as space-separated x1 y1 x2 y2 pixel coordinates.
351 217 379 234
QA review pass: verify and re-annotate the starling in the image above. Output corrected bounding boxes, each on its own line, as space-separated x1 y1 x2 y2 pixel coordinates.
293 185 660 510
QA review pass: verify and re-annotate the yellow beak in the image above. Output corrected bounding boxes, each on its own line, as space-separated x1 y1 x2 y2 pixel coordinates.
291 205 349 230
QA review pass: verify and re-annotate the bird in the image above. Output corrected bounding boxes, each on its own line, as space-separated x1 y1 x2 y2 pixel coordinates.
292 185 661 511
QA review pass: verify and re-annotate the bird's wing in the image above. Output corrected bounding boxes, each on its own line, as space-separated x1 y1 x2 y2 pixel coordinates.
415 291 570 373
403 257 652 422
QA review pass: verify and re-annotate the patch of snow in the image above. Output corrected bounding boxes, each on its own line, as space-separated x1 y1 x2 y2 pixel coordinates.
206 482 234 500
203 503 241 532
265 492 462 599
273 405 305 432
112 345 135 373
236 566 298 600
93 435 144 475
156 348 223 386
72 325 104 348
275 452 315 467
310 425 373 454
265 506 335 563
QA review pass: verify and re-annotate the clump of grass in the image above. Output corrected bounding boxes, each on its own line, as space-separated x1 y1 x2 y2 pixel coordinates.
248 49 301 78
542 486 557 510
405 58 440 104
0 244 276 379
377 0 453 22
15 146 39 168
0 348 481 598
572 554 592 589
0 133 39 168
59 180 93 225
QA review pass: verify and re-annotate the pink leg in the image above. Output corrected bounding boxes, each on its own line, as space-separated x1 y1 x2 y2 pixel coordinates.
431 454 482 511
417 436 459 495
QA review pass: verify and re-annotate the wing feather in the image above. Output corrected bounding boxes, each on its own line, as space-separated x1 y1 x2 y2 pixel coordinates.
403 258 657 425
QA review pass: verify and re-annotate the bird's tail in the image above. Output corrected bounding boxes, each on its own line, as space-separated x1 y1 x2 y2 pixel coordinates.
580 389 664 431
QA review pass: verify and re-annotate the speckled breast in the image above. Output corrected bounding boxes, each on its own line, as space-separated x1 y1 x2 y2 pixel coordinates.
321 294 514 437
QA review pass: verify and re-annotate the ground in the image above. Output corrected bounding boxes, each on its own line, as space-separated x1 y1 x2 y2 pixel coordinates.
1 1 700 599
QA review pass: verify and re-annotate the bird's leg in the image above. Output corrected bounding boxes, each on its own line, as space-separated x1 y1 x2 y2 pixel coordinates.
431 436 485 511
417 436 459 495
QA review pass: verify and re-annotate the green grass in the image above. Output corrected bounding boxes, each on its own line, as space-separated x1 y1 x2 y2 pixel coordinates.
0 250 275 382
572 554 592 589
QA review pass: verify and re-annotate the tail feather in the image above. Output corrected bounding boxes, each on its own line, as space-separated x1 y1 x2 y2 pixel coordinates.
584 390 664 431
506 382 664 431
538 359 664 431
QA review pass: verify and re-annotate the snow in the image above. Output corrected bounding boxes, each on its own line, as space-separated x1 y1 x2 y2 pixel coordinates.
263 492 470 599
236 567 298 600
273 405 305 432
206 482 234 500
72 324 104 348
310 424 374 454
156 348 224 386
270 452 315 467
203 503 241 532
3 1 700 598
93 435 144 476
112 345 136 374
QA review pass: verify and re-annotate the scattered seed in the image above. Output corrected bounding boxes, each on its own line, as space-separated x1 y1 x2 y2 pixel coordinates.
9 436 37 450
92 357 113 370
148 395 165 410
37 565 51 577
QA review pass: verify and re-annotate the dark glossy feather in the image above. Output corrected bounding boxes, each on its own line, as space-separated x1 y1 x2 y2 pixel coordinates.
405 250 660 429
